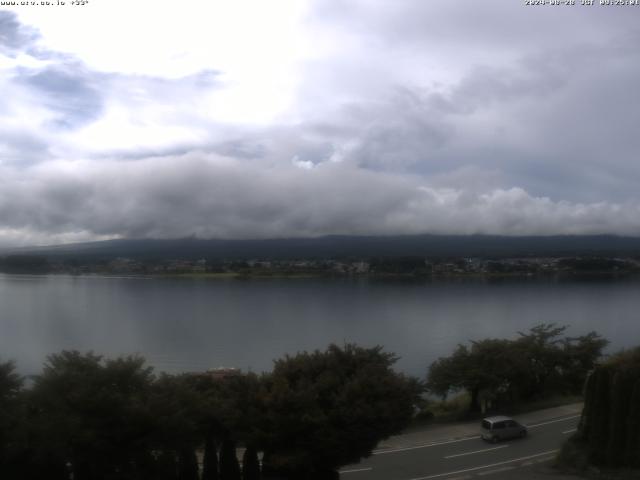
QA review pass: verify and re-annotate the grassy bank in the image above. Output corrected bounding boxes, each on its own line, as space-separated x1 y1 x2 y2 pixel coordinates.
410 393 584 429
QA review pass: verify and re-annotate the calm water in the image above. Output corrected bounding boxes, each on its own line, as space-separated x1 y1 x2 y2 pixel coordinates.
1 274 639 377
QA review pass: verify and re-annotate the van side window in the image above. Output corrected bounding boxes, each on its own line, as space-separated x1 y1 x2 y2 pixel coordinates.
494 421 506 429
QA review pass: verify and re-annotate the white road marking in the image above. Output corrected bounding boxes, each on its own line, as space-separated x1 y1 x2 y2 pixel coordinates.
339 467 373 474
408 449 559 480
444 445 508 459
526 415 580 429
477 466 516 476
562 428 577 434
375 414 579 457
373 436 479 455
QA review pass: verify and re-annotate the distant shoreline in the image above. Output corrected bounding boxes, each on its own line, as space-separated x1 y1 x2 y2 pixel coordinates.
2 270 639 280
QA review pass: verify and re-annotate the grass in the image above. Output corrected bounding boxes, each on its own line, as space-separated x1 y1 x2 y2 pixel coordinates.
410 393 583 429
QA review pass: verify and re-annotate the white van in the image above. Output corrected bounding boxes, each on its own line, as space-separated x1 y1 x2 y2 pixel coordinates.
481 416 527 443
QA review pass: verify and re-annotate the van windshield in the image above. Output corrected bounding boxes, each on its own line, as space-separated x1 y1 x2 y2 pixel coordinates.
481 420 492 430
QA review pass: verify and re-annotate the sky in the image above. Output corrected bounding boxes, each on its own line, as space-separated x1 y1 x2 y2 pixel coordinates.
0 0 639 246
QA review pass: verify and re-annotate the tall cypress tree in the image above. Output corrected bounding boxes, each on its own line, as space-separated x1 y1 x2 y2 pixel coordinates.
588 367 611 465
606 371 633 465
242 446 261 480
157 451 179 480
624 379 640 467
219 438 241 480
577 347 640 469
578 371 595 437
202 434 219 480
178 448 199 480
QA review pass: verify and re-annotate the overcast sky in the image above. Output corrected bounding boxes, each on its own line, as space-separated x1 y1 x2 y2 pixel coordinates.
1 0 639 246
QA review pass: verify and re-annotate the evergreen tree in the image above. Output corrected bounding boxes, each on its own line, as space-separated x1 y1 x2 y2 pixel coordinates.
242 446 261 480
157 450 179 480
202 434 219 480
577 370 595 437
588 367 611 464
178 447 199 480
575 347 640 468
624 379 640 467
605 370 634 465
0 361 23 479
220 438 241 480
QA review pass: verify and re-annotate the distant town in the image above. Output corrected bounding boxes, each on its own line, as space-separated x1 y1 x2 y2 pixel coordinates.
1 254 639 277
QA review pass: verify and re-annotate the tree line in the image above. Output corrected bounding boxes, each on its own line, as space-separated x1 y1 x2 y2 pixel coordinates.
0 325 609 479
0 345 421 480
426 324 608 414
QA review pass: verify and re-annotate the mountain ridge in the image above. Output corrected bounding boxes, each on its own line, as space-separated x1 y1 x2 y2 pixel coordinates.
6 234 640 260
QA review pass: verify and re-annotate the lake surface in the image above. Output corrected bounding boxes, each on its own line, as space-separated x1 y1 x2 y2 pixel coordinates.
1 274 639 377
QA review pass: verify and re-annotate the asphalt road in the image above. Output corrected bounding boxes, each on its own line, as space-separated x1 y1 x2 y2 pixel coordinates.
339 414 580 480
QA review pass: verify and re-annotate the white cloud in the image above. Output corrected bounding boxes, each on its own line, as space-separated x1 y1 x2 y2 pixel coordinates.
1 154 639 246
1 3 640 245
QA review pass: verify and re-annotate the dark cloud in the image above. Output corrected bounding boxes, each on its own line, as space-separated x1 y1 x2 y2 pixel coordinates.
0 154 639 247
0 11 39 55
1 4 640 245
16 66 104 129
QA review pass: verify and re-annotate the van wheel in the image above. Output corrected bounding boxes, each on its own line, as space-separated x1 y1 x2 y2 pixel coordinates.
491 436 499 444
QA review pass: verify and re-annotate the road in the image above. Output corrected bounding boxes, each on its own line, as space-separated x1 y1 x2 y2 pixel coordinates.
339 413 580 480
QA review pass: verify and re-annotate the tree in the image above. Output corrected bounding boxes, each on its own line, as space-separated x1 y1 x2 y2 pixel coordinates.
219 438 241 480
242 446 260 480
28 351 156 480
0 361 24 479
202 434 219 480
157 450 179 480
178 447 199 480
260 344 422 479
561 331 609 393
427 325 608 413
576 347 640 468
427 340 526 413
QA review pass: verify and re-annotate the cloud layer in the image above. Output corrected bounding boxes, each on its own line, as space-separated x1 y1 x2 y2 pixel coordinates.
1 2 640 246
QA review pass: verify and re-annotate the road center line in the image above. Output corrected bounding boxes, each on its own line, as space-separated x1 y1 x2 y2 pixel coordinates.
445 445 508 459
376 414 580 456
408 449 559 480
339 467 373 474
373 436 480 455
526 415 580 429
562 428 577 434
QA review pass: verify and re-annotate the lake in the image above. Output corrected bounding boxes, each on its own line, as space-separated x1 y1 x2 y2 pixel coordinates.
1 274 639 377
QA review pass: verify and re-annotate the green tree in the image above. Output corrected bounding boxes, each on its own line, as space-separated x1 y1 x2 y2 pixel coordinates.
514 324 568 399
575 347 640 468
157 450 179 480
178 447 199 480
427 325 608 413
261 344 422 479
0 361 24 478
202 434 219 480
624 379 640 467
29 351 156 480
560 331 609 393
427 340 526 413
242 446 260 480
219 438 241 480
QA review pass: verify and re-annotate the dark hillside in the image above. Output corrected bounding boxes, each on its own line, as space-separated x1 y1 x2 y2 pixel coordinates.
8 234 640 261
